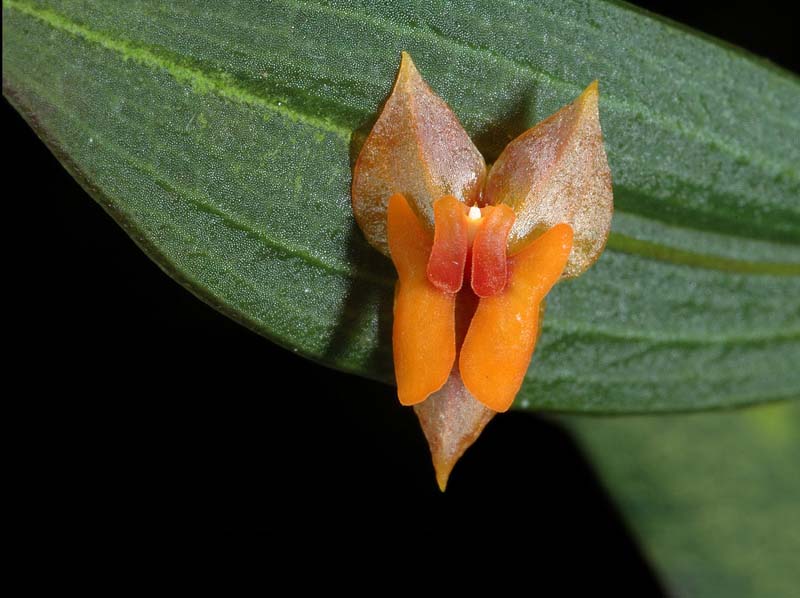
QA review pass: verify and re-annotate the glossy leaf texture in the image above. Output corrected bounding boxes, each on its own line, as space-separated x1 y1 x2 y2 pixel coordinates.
3 0 799 412
566 402 800 597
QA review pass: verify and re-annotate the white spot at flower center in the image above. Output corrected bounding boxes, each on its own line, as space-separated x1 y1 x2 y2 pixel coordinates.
468 206 481 221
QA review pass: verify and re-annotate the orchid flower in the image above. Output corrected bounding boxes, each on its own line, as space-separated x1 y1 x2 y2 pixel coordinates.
352 53 613 489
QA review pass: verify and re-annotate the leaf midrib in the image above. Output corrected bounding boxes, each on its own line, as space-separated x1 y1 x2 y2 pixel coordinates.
3 0 351 139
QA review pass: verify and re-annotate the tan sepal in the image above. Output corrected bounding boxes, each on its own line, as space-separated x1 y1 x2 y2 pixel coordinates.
414 371 495 492
352 52 486 256
483 82 613 278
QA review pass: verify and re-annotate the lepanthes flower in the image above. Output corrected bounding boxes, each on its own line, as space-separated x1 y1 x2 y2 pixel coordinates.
352 53 613 489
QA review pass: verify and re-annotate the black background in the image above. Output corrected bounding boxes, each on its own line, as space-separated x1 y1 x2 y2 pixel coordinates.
6 2 796 588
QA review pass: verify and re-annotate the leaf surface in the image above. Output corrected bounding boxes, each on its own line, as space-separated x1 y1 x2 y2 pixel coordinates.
3 0 799 411
566 402 800 596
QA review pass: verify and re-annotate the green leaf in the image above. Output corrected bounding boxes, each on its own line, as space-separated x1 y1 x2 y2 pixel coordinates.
3 0 799 412
565 401 800 597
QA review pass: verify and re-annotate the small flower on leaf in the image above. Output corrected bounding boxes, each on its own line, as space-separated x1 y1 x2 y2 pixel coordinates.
352 53 613 490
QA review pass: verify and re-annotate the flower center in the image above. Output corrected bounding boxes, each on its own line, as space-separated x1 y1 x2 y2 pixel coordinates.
426 196 516 297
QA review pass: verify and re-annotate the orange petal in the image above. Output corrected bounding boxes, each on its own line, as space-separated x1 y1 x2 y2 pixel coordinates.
352 52 486 256
387 193 456 406
460 224 574 412
427 196 469 293
470 204 516 297
484 82 612 278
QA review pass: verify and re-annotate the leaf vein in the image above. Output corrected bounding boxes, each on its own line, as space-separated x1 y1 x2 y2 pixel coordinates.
3 0 351 140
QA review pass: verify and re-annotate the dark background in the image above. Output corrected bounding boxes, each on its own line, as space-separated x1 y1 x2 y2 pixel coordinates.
7 2 795 588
